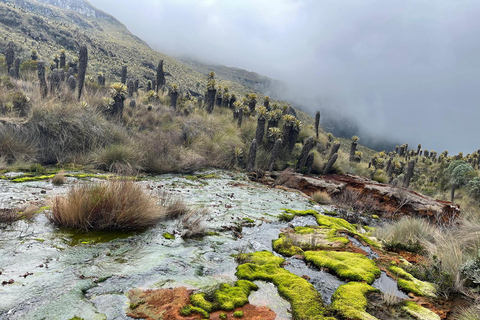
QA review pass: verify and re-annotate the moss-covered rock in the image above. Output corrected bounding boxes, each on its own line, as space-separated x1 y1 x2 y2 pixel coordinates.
305 251 381 284
236 251 334 320
388 266 436 297
273 227 348 257
281 209 381 248
331 282 379 320
272 234 305 257
402 301 441 320
190 280 258 314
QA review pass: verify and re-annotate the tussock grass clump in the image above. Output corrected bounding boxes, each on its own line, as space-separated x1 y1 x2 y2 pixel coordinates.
312 191 332 205
49 180 163 231
52 170 66 185
93 143 143 174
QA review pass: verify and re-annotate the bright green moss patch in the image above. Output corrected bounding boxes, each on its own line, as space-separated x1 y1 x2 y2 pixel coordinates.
190 280 258 313
214 280 258 311
236 251 333 320
272 234 304 257
219 313 227 319
162 232 175 239
282 208 319 216
233 310 244 318
388 266 436 297
305 251 380 284
190 293 214 312
403 301 441 320
282 208 382 248
331 282 379 320
8 172 113 183
294 226 316 235
180 305 209 318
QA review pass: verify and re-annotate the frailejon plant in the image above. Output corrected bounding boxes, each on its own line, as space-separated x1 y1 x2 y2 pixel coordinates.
77 46 88 100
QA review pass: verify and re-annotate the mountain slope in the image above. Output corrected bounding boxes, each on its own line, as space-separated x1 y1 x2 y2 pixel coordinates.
0 0 268 99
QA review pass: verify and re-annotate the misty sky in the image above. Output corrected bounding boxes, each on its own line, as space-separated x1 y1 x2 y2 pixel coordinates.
89 0 480 154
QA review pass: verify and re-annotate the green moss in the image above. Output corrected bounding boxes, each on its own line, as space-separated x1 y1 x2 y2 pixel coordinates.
214 280 258 311
129 301 145 310
294 226 316 235
331 282 379 320
65 230 134 246
282 208 319 216
180 305 210 318
372 215 379 219
206 232 220 236
278 212 295 221
389 266 436 297
236 251 332 320
12 174 55 182
282 208 382 248
402 301 441 320
69 317 84 320
272 234 304 257
191 293 214 312
162 232 175 239
242 217 255 224
233 310 244 318
191 280 258 313
305 251 380 284
323 209 338 216
219 313 227 319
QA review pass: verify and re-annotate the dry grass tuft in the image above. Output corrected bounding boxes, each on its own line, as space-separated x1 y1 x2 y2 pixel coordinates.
312 191 332 205
52 170 66 186
49 180 163 231
0 205 39 224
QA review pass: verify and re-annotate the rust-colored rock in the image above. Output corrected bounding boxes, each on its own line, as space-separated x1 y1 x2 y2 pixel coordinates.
269 169 460 223
127 287 276 320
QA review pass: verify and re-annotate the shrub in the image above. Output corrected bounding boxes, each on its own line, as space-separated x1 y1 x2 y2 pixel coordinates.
312 191 332 205
49 180 164 231
0 124 37 164
233 311 244 318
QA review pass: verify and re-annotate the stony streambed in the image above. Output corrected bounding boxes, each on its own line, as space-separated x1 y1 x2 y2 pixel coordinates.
0 171 417 320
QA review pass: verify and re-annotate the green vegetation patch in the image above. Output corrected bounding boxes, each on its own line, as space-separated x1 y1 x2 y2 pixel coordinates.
236 251 334 320
189 280 258 315
162 232 175 239
64 229 135 246
272 234 305 257
402 301 441 320
305 251 380 284
233 310 244 318
282 208 381 248
389 266 436 297
331 282 379 320
7 172 113 183
180 305 209 318
273 226 349 257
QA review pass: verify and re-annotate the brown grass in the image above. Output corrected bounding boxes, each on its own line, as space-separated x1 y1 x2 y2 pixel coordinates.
0 205 39 224
49 180 164 231
52 170 66 185
312 191 332 205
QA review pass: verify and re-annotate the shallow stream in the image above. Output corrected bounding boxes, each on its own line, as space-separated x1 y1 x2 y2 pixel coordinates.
0 170 404 319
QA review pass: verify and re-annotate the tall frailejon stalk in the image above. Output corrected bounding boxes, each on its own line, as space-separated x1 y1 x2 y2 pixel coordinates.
296 137 315 172
37 61 48 98
14 58 20 79
5 42 15 75
269 138 282 172
264 96 270 110
403 160 415 188
350 136 359 162
247 139 258 172
77 46 88 100
59 50 66 69
50 68 61 95
206 72 216 113
323 153 338 175
169 84 179 110
255 106 268 145
121 66 127 84
315 111 320 139
156 60 165 92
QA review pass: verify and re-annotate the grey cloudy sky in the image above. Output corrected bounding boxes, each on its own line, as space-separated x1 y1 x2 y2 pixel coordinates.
89 0 480 154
